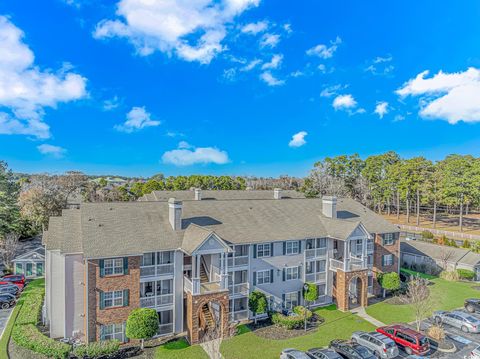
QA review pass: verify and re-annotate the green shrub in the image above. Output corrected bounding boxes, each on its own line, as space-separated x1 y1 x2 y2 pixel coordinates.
12 324 71 359
16 292 43 325
271 306 312 330
457 269 476 281
73 340 120 358
440 270 460 281
293 306 313 320
126 308 159 349
421 231 434 240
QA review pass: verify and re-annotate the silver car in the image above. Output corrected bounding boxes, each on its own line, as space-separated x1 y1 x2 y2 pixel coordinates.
280 349 311 359
351 331 399 359
434 310 480 333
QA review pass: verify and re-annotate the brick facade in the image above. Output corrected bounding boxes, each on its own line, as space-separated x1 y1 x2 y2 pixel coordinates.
86 256 141 342
185 290 229 344
333 268 368 312
372 232 400 295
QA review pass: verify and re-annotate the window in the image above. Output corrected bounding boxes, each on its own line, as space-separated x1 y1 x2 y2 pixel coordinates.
317 284 326 295
36 263 44 276
284 292 298 309
157 279 173 295
383 233 395 246
104 258 124 276
101 323 125 342
103 290 123 308
157 251 173 264
316 260 326 272
26 263 33 277
354 239 363 255
285 241 299 255
257 270 271 284
15 263 23 274
285 266 299 281
142 253 155 266
382 254 394 266
257 244 271 258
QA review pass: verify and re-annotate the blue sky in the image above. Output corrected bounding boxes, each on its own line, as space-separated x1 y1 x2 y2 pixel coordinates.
1 0 480 177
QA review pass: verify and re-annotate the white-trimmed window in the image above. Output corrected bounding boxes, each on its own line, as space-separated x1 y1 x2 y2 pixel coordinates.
285 266 299 281
104 258 123 276
286 241 299 255
383 233 395 246
104 290 123 308
257 270 271 284
257 244 271 258
100 323 125 342
382 254 394 266
284 292 299 309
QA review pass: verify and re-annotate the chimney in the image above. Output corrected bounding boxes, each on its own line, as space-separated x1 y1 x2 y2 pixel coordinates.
322 196 337 218
273 188 282 200
168 198 183 230
194 188 202 201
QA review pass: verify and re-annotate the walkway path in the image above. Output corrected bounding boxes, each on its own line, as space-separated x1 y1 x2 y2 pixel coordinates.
200 338 224 359
350 307 385 328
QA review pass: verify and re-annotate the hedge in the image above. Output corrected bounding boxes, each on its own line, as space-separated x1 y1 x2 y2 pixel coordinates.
15 291 43 325
73 340 120 358
457 269 476 281
12 324 71 359
271 306 313 330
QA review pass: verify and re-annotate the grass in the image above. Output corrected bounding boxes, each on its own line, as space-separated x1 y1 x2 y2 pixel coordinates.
0 278 45 358
366 270 479 325
219 305 375 359
155 338 209 359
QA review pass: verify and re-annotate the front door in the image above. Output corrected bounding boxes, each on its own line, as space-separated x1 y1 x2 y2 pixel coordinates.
26 263 33 277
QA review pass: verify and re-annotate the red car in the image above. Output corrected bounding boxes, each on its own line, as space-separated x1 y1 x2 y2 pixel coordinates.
376 325 430 356
0 274 26 290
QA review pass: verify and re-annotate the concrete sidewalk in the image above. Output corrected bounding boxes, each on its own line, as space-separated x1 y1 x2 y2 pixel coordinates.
350 307 385 328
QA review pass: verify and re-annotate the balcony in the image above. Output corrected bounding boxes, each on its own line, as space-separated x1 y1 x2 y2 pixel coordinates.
227 255 249 268
140 263 174 278
140 294 174 308
184 275 227 295
228 282 249 297
305 271 326 283
329 257 367 272
305 247 327 259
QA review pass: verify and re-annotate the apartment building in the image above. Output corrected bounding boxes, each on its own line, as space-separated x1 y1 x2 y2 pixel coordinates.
43 189 399 344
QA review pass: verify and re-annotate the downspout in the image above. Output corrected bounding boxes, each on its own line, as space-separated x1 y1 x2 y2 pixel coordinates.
85 259 89 343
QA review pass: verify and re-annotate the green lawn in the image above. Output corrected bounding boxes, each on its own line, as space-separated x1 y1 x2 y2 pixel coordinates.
366 271 479 324
0 278 45 358
155 338 209 359
220 305 375 359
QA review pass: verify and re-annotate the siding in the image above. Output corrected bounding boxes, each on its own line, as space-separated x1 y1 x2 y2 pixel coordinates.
50 250 66 338
65 254 85 339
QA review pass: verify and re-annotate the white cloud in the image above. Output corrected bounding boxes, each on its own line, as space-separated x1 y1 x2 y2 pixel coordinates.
290 70 304 78
396 67 480 124
374 55 393 64
162 142 229 166
260 72 285 86
288 131 307 148
114 106 160 132
94 0 260 64
320 84 345 98
260 33 280 48
283 23 292 34
0 16 87 139
37 144 67 158
241 59 261 71
333 94 357 110
261 54 283 70
103 96 120 111
223 68 237 81
306 36 342 59
374 101 389 118
241 20 268 35
394 114 405 122
365 55 394 76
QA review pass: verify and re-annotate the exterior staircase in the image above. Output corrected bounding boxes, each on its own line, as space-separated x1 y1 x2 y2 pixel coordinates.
199 261 209 283
201 303 215 330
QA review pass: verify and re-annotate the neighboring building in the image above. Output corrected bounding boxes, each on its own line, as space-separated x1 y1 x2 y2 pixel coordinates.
43 190 399 344
401 240 480 280
12 246 45 278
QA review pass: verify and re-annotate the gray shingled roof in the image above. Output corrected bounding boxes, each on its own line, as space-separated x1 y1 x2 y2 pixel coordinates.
181 224 216 255
46 192 399 258
401 240 480 267
140 190 306 202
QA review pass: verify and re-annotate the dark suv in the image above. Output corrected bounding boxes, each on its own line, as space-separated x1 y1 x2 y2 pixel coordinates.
465 299 480 313
329 340 376 359
377 325 429 356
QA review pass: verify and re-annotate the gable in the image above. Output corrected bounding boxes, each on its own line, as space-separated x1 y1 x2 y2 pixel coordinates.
194 234 229 254
348 223 371 239
14 248 45 261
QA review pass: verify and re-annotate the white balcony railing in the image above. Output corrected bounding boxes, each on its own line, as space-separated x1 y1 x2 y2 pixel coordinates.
305 247 327 259
140 294 174 308
329 257 367 272
227 256 249 268
158 323 174 336
140 263 174 278
329 258 344 271
305 272 326 283
228 282 249 296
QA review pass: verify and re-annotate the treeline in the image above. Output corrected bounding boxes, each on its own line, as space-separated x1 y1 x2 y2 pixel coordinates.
301 152 480 231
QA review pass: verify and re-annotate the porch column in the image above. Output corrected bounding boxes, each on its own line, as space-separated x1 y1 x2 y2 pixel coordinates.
220 252 228 290
362 237 368 267
344 240 349 271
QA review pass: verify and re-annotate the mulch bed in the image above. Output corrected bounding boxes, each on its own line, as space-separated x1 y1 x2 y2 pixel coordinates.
246 314 324 340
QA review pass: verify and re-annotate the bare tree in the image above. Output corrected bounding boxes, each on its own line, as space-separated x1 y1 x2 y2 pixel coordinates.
401 275 434 331
0 233 20 272
439 250 454 271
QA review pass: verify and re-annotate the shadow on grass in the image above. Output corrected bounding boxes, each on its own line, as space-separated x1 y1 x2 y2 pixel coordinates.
162 339 190 350
236 325 251 335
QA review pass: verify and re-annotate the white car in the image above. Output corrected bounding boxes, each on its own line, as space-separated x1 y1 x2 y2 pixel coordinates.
280 348 311 359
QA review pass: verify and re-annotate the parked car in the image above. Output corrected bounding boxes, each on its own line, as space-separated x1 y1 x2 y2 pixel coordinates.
280 349 312 359
0 284 19 296
351 331 399 358
1 274 25 287
376 325 429 356
0 293 16 309
466 345 480 359
329 340 376 359
307 348 343 359
434 310 480 333
465 299 480 313
0 280 23 291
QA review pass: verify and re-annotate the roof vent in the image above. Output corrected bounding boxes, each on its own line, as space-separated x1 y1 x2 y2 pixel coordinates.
322 196 337 219
273 188 282 200
194 188 202 201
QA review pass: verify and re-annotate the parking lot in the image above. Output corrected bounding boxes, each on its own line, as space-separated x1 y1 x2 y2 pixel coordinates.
0 307 13 340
